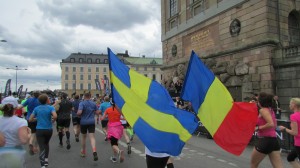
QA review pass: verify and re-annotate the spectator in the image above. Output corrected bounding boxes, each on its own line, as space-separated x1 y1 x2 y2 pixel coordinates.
272 95 281 119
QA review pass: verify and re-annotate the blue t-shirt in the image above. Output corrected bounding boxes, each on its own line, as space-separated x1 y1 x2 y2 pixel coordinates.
72 100 81 117
32 105 55 129
78 100 98 125
99 102 111 120
22 97 41 120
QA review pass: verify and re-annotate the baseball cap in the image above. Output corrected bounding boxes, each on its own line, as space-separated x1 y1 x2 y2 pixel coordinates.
2 96 18 108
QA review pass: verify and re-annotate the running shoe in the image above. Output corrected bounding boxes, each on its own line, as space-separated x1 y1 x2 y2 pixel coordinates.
127 143 131 155
75 135 79 142
110 156 117 163
29 144 34 155
93 152 98 161
44 160 48 167
59 142 63 148
80 151 86 158
118 150 124 163
66 140 71 150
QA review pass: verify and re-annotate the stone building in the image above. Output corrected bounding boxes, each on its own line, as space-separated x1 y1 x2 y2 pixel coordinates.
161 0 300 113
60 52 162 98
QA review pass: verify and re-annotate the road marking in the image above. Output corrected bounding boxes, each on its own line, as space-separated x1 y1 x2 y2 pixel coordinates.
96 128 238 167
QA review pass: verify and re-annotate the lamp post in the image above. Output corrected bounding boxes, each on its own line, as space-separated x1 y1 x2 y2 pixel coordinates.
6 66 28 92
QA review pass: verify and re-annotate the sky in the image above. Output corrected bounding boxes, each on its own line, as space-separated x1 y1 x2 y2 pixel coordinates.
0 0 162 92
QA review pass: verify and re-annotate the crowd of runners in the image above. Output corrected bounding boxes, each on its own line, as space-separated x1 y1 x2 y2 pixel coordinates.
0 91 135 168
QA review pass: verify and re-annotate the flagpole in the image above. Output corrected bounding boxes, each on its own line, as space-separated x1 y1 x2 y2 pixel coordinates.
107 48 113 99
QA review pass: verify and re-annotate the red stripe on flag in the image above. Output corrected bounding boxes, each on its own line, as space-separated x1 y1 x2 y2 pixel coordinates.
213 102 258 155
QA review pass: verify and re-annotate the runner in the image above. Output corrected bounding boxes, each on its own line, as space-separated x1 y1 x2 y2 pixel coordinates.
0 96 31 168
56 94 73 149
120 115 131 154
77 93 100 161
20 91 41 155
71 95 81 142
29 94 57 168
99 96 111 141
100 101 124 163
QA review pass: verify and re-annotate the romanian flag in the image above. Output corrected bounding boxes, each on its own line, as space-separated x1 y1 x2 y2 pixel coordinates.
107 48 198 156
181 51 258 156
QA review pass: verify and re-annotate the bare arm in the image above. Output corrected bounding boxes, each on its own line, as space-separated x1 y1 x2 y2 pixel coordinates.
18 126 31 144
77 109 83 116
29 113 35 122
279 121 298 136
52 111 57 122
0 132 5 147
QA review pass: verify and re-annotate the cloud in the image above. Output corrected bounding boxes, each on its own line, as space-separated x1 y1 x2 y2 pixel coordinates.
0 0 162 92
37 0 160 32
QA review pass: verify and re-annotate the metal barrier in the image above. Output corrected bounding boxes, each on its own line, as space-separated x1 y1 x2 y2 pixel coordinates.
277 120 293 153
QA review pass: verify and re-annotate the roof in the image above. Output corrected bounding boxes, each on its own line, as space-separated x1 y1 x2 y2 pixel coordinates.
124 57 162 65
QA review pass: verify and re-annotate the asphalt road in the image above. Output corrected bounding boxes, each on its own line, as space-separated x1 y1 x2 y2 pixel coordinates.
25 123 291 168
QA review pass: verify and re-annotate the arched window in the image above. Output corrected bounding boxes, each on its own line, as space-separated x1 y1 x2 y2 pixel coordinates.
288 11 300 45
79 58 83 63
87 58 92 63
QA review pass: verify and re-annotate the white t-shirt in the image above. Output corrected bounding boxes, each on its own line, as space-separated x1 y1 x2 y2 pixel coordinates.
0 116 27 147
145 146 170 158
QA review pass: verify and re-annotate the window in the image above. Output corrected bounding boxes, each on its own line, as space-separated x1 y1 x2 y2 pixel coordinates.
79 58 83 63
70 58 75 63
80 83 84 90
80 67 84 72
96 67 99 72
73 74 76 80
152 67 156 71
65 74 68 80
88 67 91 72
170 0 177 17
104 59 108 63
72 83 76 89
88 75 91 80
152 74 156 81
136 67 139 71
104 75 107 80
144 67 147 71
65 67 69 72
65 83 68 90
103 67 107 72
88 83 91 90
80 75 84 80
289 11 300 45
191 0 206 16
96 75 99 79
96 59 100 63
87 58 92 63
73 67 76 72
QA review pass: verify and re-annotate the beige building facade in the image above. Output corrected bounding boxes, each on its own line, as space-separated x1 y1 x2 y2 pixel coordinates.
161 0 300 111
60 52 163 98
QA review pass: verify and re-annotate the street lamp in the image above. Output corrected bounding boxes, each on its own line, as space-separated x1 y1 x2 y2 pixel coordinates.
6 66 28 92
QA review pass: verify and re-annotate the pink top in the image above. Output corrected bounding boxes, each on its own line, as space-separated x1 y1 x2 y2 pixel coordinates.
257 108 277 137
290 112 300 146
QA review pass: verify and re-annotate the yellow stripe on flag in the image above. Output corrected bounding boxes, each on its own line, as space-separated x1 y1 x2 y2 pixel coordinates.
198 78 233 136
111 70 191 142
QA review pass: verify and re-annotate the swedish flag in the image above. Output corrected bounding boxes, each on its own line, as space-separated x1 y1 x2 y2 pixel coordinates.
108 48 198 156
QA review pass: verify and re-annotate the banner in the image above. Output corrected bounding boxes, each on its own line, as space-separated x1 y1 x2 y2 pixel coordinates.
95 79 101 91
4 79 11 97
24 88 28 97
17 85 23 98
